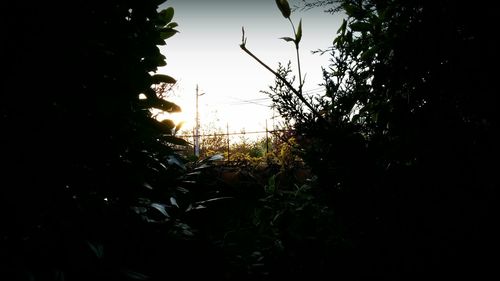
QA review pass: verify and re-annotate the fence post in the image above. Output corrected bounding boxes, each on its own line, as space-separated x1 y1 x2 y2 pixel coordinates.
266 119 269 163
226 123 230 163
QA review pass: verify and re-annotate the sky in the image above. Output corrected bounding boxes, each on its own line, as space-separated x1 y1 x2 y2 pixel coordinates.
157 0 343 136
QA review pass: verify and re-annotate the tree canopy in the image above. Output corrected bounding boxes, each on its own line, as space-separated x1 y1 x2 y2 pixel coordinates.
267 0 499 278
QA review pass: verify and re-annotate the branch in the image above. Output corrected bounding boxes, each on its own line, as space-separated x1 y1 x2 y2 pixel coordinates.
240 28 324 123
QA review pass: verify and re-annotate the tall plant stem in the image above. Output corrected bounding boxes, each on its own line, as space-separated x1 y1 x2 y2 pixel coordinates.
288 18 303 94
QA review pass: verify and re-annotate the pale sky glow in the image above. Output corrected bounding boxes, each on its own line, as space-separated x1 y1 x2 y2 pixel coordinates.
157 0 343 136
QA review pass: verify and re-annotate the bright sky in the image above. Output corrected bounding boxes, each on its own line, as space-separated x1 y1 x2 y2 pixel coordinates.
157 0 343 136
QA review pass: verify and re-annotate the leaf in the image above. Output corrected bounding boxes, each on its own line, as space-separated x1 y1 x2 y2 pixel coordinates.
333 36 342 45
193 163 210 170
159 7 174 24
161 119 175 130
342 3 364 18
295 19 302 44
280 37 295 43
137 113 178 135
156 57 167 66
87 241 104 259
241 26 247 46
176 186 190 193
163 135 189 146
350 22 371 32
141 89 180 112
170 197 179 208
166 22 178 29
208 154 224 161
351 113 361 123
120 269 150 281
174 121 184 134
151 203 169 217
131 206 148 214
167 155 186 170
160 28 178 40
181 227 194 237
194 197 233 206
181 180 197 185
155 38 166 46
267 175 276 193
151 74 176 84
152 98 181 112
185 171 201 176
275 0 291 19
337 18 347 35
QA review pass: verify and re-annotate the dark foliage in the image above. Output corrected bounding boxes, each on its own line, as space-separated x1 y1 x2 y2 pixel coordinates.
2 0 499 280
269 0 499 279
1 1 227 280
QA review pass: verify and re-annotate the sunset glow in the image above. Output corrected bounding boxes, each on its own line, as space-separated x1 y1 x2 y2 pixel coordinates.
157 0 343 136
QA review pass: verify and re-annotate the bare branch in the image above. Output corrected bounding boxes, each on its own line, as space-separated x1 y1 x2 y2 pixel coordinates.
239 41 324 123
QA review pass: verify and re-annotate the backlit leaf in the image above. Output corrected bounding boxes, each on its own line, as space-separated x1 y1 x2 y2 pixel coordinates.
167 155 186 169
163 136 189 146
143 182 154 190
275 0 291 18
151 203 169 217
166 22 178 29
337 19 347 35
280 37 295 43
160 28 178 40
174 121 185 134
170 197 179 208
161 119 175 130
151 98 181 112
295 19 302 44
159 7 174 24
208 154 224 161
151 74 176 84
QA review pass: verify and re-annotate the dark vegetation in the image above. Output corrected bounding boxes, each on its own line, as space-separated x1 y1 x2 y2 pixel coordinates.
1 0 498 280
